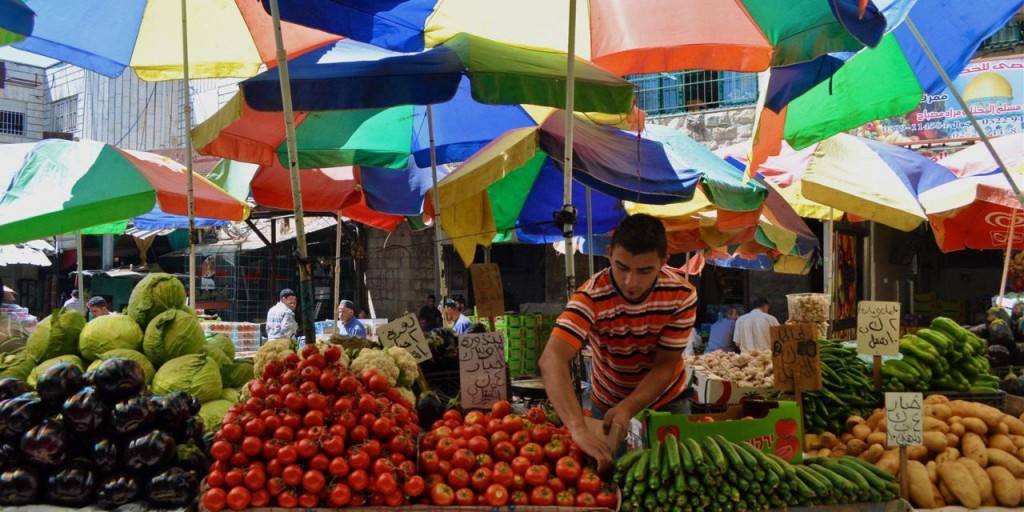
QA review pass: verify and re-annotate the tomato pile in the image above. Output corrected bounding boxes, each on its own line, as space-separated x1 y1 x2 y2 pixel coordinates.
200 345 423 510
419 401 618 508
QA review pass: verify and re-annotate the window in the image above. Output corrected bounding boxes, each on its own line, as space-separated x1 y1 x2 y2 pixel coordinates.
981 21 1024 50
52 95 79 134
627 70 758 116
0 110 25 135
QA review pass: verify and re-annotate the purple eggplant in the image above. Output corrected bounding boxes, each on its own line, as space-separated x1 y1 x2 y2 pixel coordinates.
63 386 109 435
0 378 28 401
46 464 95 506
0 392 46 442
175 415 205 445
0 467 40 505
0 443 20 470
152 391 192 428
147 466 199 507
91 358 146 402
175 442 210 479
92 438 120 473
36 363 85 407
110 395 154 436
124 430 176 471
95 473 140 509
20 420 67 467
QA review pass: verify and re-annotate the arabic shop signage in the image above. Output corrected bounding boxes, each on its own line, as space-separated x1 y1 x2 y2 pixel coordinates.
855 56 1024 143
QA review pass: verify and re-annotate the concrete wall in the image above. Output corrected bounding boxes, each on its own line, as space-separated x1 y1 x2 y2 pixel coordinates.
0 60 48 143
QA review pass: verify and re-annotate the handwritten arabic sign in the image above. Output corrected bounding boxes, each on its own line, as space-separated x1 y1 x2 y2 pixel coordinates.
458 332 508 409
771 323 822 392
469 263 505 317
856 301 900 356
377 313 432 363
885 392 924 447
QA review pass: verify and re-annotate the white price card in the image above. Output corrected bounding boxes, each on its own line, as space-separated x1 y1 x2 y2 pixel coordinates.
885 392 924 447
857 301 901 356
458 332 508 409
377 313 432 363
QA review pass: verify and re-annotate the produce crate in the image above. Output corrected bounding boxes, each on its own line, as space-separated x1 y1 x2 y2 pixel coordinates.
690 366 772 405
923 389 1006 410
1004 393 1024 416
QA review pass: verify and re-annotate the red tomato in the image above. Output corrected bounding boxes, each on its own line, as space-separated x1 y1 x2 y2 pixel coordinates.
250 489 270 508
281 464 303 486
308 453 329 472
420 450 441 473
349 425 369 444
485 483 510 506
577 471 602 494
224 469 243 488
318 371 338 392
547 476 566 494
336 411 357 430
210 440 233 462
339 375 360 394
529 486 555 506
524 464 549 486
303 410 325 428
302 470 326 494
519 442 545 464
202 488 226 512
273 426 294 442
384 492 405 507
221 423 243 442
364 439 383 459
556 491 576 507
275 491 298 508
451 448 476 470
493 440 517 462
295 438 318 459
454 488 476 506
491 400 512 419
467 435 490 455
403 475 426 497
544 440 567 461
525 407 547 424
347 469 369 492
207 469 225 489
430 483 455 506
372 457 394 477
240 436 262 457
448 467 471 489
229 452 249 468
475 453 494 469
596 488 618 508
510 455 532 475
368 373 390 392
327 483 351 507
376 472 398 494
510 430 532 448
442 409 463 424
530 424 553 444
501 415 524 434
464 410 488 426
490 430 511 446
284 392 305 412
372 416 394 438
275 444 297 465
297 492 318 508
328 456 350 477
555 456 582 482
226 486 251 511
349 449 370 470
511 490 529 506
243 468 265 491
322 434 344 456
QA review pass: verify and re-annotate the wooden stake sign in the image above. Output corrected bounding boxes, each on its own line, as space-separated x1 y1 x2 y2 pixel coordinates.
458 332 508 409
469 263 505 317
377 313 432 363
857 301 901 356
885 392 923 501
770 323 823 392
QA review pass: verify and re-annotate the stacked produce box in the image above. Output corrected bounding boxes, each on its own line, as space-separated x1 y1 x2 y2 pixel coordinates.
472 313 556 377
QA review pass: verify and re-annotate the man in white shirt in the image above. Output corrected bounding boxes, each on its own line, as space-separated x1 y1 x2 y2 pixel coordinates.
733 298 779 352
266 289 298 340
63 290 85 314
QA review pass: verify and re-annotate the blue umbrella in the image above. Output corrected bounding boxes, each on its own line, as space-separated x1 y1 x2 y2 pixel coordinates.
0 0 34 47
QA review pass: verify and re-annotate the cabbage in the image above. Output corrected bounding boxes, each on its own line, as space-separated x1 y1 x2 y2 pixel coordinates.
25 307 86 362
27 355 84 388
206 334 235 359
198 400 232 432
126 273 187 329
78 315 144 361
0 351 36 381
219 388 241 403
143 309 205 367
86 349 156 384
222 361 254 389
203 345 231 368
151 353 222 403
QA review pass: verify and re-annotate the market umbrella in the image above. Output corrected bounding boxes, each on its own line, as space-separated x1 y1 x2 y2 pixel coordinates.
0 139 250 245
0 0 33 46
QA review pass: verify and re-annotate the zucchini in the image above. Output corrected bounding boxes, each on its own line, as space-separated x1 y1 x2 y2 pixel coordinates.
794 465 830 497
684 438 706 472
817 458 877 500
615 448 645 474
629 450 650 485
677 436 694 473
701 436 728 475
806 463 857 495
665 433 681 472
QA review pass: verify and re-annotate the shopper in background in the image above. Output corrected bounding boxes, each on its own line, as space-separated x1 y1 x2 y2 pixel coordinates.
733 298 778 352
445 297 472 334
63 289 84 314
337 299 367 337
419 293 443 331
706 305 740 353
86 296 113 318
266 289 298 340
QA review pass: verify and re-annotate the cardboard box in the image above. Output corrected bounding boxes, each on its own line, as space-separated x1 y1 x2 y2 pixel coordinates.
691 366 772 404
645 400 804 463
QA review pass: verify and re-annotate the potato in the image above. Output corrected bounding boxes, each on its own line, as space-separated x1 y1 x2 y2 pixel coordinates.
925 394 950 405
846 438 866 457
988 448 1024 476
960 417 988 436
958 458 993 504
924 416 950 434
1004 416 1024 436
930 487 946 508
805 434 822 451
830 447 847 458
935 447 960 464
846 415 865 432
938 481 956 504
867 431 888 447
938 461 981 508
866 409 886 430
926 460 939 484
962 433 988 467
987 465 1023 506
876 449 900 476
925 403 952 422
923 431 948 453
946 433 960 449
840 432 854 444
1011 435 1024 449
996 421 1011 436
860 443 885 464
852 423 872 442
818 448 832 458
820 432 838 449
990 434 1017 453
949 421 966 437
906 460 935 508
948 400 1004 429
908 445 930 461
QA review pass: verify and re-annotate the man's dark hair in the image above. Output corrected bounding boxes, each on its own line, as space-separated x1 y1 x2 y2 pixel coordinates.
427 294 436 301
70 290 79 298
468 323 488 334
609 213 667 257
751 297 769 309
280 288 296 299
87 296 108 308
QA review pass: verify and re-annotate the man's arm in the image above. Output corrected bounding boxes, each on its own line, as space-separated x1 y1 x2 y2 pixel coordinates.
601 347 681 430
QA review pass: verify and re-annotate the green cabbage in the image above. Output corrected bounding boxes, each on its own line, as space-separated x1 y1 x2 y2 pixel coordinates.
27 355 84 388
151 353 222 403
78 315 144 361
219 387 241 403
222 361 254 389
203 345 231 368
0 351 38 381
143 309 205 367
25 307 87 362
86 349 156 384
126 273 187 330
198 399 232 432
206 334 235 359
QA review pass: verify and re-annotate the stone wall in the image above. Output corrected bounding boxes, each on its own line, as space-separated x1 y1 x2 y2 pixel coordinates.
363 223 439 320
648 106 756 151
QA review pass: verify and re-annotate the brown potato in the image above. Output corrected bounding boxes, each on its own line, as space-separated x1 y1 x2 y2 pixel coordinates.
1010 435 1024 449
876 449 900 476
938 461 981 508
845 415 865 432
923 431 948 453
860 443 885 464
852 423 872 442
949 421 966 437
925 394 950 405
1004 416 1024 436
846 438 866 457
948 401 1004 429
820 432 838 449
987 465 1023 506
926 460 938 484
840 432 854 444
988 448 1024 476
938 481 956 504
935 447 960 464
957 458 993 504
906 460 935 508
962 433 988 467
866 409 886 430
989 434 1017 453
908 445 930 461
945 433 959 449
867 431 888 447
959 417 988 436
925 404 952 422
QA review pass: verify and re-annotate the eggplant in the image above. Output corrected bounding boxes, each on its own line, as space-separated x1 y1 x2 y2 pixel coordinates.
152 391 193 428
124 430 176 471
184 392 201 416
63 386 109 435
91 358 146 402
46 464 95 506
0 467 41 505
175 442 210 478
92 438 120 473
0 377 28 401
36 363 85 406
0 443 20 470
110 395 155 436
147 466 199 507
95 473 140 509
0 392 46 442
175 415 205 445
20 419 67 467
988 344 1012 368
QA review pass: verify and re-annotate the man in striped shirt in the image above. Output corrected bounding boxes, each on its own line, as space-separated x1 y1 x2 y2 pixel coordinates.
539 214 697 472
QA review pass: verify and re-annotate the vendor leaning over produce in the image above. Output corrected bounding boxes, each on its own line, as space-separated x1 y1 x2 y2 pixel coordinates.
539 213 697 472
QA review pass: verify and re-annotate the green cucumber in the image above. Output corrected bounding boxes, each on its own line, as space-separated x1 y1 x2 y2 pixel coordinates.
684 438 706 472
701 436 728 475
677 436 694 473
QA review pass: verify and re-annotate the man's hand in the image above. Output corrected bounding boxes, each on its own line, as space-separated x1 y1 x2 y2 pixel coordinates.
601 403 633 437
570 425 614 474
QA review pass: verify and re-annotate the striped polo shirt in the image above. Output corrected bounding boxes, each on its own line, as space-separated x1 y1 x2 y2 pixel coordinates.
551 266 697 411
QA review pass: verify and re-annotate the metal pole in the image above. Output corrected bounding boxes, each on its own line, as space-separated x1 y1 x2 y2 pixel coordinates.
586 187 594 275
999 208 1018 302
562 0 578 302
427 105 447 301
823 213 834 296
180 0 197 309
76 232 84 313
269 0 315 342
869 221 876 300
333 214 342 326
905 18 1024 206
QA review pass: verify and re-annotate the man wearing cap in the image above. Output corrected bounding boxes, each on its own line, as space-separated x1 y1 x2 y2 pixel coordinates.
337 300 367 337
266 289 298 340
445 297 472 335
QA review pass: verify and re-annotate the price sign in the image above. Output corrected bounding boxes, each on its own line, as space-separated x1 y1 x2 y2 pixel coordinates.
885 392 924 447
770 323 822 392
458 332 508 409
377 313 432 363
469 263 505 317
857 301 901 356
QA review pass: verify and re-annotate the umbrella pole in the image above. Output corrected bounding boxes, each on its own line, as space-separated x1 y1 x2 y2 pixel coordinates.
999 208 1018 302
269 0 315 343
333 213 342 327
76 232 84 313
427 105 447 301
586 187 593 275
179 0 197 311
564 0 583 401
905 18 1024 206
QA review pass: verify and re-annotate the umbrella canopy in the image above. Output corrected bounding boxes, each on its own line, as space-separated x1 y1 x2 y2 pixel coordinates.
750 0 1022 170
0 0 33 46
14 0 340 80
264 0 915 74
0 241 52 267
921 134 1024 251
0 140 250 245
239 33 636 114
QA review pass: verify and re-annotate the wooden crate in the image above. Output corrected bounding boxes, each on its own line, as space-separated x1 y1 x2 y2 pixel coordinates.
1005 393 1024 417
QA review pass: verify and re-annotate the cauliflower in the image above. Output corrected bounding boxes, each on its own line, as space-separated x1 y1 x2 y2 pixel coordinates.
397 387 416 407
385 346 419 388
253 338 293 377
349 348 400 386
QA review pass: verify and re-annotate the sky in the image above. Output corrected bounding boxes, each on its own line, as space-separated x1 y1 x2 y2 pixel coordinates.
0 47 59 67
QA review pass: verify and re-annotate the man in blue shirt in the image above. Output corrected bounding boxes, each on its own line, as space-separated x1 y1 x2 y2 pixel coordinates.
706 305 740 353
445 297 472 334
337 299 367 337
